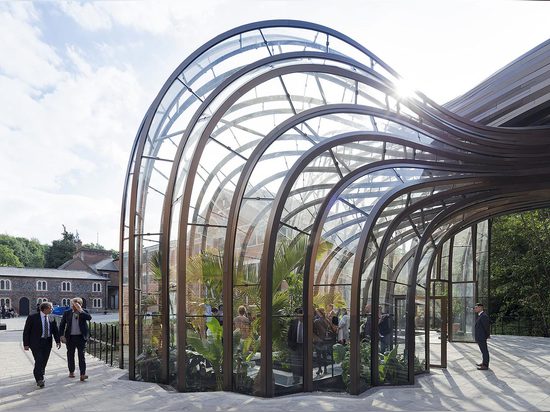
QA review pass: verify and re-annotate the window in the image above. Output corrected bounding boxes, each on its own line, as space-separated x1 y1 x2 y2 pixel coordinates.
62 298 71 306
93 298 102 308
93 282 102 292
0 297 10 308
61 281 71 292
37 297 48 305
36 280 47 291
0 279 11 290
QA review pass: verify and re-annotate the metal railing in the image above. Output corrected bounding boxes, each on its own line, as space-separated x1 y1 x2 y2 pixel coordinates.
86 321 119 367
491 316 548 337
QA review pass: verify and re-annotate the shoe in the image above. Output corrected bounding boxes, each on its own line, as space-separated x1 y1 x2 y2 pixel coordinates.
37 380 44 388
316 369 322 376
80 375 88 381
477 365 489 370
69 373 75 378
476 363 483 367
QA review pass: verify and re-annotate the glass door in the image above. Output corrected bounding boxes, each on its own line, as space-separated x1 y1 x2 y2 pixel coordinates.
429 296 447 368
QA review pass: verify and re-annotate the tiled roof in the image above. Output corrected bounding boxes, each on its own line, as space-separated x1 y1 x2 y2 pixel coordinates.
0 267 108 281
92 258 118 272
58 257 94 272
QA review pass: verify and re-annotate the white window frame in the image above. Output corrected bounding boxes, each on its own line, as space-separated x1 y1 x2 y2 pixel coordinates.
0 297 11 307
37 297 48 305
61 281 71 292
62 298 71 306
36 280 47 291
0 279 11 290
93 298 102 308
93 282 102 292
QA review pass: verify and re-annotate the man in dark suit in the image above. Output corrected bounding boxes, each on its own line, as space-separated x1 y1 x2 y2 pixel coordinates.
59 297 92 381
23 302 61 388
287 307 304 384
474 302 491 370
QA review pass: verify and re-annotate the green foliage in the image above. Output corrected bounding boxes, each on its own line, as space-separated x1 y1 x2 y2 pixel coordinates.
44 227 78 268
187 250 223 307
339 343 415 391
0 234 45 267
378 347 407 384
284 271 303 312
82 242 105 250
186 317 224 390
339 341 372 390
0 244 23 267
491 211 550 336
149 250 162 283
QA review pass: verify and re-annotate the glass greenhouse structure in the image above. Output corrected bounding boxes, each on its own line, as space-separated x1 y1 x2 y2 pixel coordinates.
119 21 550 397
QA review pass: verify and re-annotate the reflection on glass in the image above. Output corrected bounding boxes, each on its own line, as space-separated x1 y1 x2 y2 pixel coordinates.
451 282 475 342
272 231 306 396
184 250 224 391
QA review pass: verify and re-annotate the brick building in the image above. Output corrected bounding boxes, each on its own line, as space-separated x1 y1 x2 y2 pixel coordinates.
59 248 119 310
0 267 109 316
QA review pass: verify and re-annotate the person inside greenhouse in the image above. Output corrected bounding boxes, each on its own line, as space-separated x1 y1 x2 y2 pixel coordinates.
287 307 304 384
338 308 350 345
378 307 393 354
233 305 251 339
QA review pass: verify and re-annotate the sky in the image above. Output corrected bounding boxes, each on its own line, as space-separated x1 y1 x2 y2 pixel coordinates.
0 0 548 250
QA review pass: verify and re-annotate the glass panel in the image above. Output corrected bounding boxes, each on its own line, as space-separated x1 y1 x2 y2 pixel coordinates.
184 246 224 391
476 221 490 307
451 282 475 342
452 227 473 282
428 282 447 370
168 202 180 386
134 235 163 383
232 199 266 394
121 238 130 369
440 240 450 281
358 259 373 392
415 285 428 374
272 229 306 396
379 279 409 385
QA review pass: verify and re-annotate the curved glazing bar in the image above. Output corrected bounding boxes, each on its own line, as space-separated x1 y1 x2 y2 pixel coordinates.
124 21 404 385
122 19 550 398
404 185 550 376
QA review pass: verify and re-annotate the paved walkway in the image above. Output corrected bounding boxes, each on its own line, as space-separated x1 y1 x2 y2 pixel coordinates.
1 317 550 411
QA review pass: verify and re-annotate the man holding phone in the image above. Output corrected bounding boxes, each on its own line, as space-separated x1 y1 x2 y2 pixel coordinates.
59 297 92 381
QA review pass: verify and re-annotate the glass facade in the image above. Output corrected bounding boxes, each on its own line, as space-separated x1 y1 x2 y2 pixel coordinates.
119 21 548 397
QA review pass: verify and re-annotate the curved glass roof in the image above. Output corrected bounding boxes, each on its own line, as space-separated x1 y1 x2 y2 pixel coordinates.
121 20 550 397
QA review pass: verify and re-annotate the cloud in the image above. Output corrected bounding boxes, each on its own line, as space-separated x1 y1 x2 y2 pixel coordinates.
0 5 149 248
59 1 219 35
0 3 64 89
0 186 121 250
2 0 549 252
58 1 112 31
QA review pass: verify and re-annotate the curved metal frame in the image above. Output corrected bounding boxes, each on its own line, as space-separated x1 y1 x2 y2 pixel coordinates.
120 19 550 398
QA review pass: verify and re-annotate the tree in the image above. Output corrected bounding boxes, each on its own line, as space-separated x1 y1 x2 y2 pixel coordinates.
491 210 550 337
0 235 45 267
82 243 105 250
0 244 23 267
44 226 78 268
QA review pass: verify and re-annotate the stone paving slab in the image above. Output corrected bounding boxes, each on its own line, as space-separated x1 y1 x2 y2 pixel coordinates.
1 317 550 411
